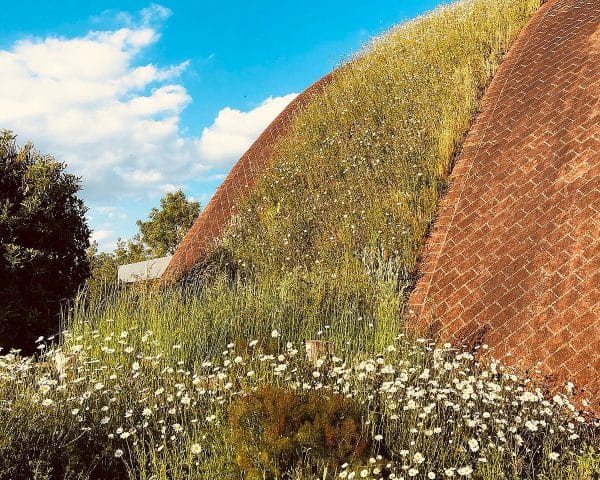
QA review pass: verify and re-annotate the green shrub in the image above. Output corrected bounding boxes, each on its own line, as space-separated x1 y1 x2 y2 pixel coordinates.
0 131 90 354
228 386 368 479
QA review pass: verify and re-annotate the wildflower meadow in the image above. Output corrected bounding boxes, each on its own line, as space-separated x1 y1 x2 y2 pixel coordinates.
0 0 598 478
1 311 597 478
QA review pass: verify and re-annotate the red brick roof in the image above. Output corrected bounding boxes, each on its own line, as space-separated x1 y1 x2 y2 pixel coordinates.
408 0 599 411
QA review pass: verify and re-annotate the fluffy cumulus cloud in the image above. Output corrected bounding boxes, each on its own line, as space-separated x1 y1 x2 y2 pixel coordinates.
198 94 297 164
0 22 194 200
90 229 115 244
0 5 296 250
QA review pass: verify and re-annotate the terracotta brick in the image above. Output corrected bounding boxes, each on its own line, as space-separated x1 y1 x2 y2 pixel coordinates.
409 0 600 413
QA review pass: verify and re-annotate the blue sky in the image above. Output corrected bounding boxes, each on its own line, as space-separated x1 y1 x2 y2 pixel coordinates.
0 1 442 251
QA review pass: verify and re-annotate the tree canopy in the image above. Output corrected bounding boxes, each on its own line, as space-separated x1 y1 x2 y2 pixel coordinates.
85 190 200 297
0 131 90 353
136 190 200 257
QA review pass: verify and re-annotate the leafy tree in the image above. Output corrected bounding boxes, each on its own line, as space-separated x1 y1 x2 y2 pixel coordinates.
84 241 120 302
113 234 149 264
0 131 90 353
85 190 199 296
136 190 200 257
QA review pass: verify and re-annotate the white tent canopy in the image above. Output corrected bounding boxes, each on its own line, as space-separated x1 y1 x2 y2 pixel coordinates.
117 256 172 283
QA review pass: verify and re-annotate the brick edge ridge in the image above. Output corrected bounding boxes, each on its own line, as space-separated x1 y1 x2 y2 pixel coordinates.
162 71 338 282
407 0 557 329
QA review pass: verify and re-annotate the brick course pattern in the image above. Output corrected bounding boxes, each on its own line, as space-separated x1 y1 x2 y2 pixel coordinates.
163 72 335 280
408 0 599 411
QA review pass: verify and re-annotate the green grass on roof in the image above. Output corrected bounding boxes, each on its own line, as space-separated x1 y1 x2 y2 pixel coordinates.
229 0 539 276
73 0 541 359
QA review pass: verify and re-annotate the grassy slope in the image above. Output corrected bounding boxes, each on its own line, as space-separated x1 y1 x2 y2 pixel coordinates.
4 1 598 479
72 0 539 360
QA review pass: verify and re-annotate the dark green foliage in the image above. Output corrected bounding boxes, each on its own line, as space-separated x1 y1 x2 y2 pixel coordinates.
228 386 368 479
84 237 148 303
0 131 90 353
0 405 127 480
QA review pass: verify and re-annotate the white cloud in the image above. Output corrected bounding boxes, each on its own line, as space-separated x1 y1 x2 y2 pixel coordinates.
0 25 197 200
198 94 297 164
118 169 164 184
159 183 181 193
0 6 296 250
91 229 114 243
93 3 172 31
140 4 172 24
95 206 128 220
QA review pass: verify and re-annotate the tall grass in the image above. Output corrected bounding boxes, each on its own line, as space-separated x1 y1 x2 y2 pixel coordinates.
72 0 545 364
3 0 597 479
71 264 404 365
224 0 538 279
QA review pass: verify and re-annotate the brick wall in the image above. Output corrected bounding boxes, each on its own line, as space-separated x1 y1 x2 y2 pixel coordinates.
408 0 599 411
163 72 336 280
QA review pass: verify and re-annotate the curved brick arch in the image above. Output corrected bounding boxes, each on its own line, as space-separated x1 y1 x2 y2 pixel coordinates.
165 0 598 411
163 72 337 280
409 0 599 410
